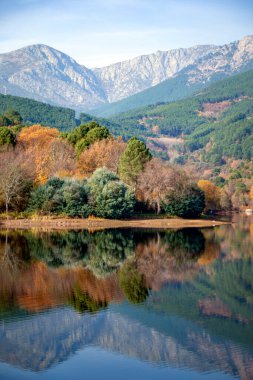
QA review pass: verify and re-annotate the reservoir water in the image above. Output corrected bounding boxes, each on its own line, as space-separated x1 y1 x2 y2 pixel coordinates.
0 215 252 380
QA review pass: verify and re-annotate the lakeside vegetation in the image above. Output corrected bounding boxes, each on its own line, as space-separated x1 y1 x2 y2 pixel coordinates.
0 120 205 218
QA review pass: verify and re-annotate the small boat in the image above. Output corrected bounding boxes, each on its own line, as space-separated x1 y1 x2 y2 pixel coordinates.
245 209 253 215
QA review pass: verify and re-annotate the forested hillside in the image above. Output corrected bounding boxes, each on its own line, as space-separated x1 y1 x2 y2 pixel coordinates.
0 94 121 133
0 94 76 130
110 70 253 162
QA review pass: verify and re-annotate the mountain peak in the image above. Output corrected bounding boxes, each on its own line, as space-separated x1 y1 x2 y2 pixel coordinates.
2 43 59 56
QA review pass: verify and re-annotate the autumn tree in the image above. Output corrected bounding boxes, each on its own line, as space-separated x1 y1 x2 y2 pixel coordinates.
250 185 253 207
219 188 232 210
48 138 76 178
0 152 30 214
78 137 126 177
17 125 75 184
137 158 179 214
198 179 221 212
118 137 151 188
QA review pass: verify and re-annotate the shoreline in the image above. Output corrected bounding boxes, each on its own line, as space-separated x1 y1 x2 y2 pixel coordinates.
0 217 230 231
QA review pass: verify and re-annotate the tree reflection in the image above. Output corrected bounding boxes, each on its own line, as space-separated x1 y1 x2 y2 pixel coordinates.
0 222 251 321
68 286 108 313
83 230 135 276
164 228 205 262
135 229 205 291
26 230 135 276
26 231 89 267
118 260 149 304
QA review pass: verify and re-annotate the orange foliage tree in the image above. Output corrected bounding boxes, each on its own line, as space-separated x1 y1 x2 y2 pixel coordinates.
198 179 221 211
77 137 126 177
17 125 75 184
250 185 253 207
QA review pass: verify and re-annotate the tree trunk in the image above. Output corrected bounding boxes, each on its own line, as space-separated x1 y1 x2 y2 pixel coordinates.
5 200 8 217
156 202 161 214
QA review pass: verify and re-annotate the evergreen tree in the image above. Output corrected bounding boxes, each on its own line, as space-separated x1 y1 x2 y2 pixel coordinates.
0 115 11 127
0 127 16 146
118 260 149 304
118 137 151 187
4 109 22 125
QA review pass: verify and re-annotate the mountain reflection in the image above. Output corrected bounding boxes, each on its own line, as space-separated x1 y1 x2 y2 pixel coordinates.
0 217 253 379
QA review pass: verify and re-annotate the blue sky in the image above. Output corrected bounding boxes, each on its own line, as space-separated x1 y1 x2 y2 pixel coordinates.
0 0 253 67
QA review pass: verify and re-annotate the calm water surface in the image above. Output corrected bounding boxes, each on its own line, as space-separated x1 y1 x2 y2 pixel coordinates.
0 214 252 380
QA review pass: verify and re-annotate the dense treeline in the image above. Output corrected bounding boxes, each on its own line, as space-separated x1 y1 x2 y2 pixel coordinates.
0 122 213 218
0 121 252 216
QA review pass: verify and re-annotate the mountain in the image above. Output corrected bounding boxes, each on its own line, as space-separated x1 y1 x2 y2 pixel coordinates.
0 44 106 110
92 35 253 115
0 36 253 111
110 69 253 162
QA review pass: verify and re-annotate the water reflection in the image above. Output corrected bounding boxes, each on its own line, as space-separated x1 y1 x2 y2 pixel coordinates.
0 216 252 379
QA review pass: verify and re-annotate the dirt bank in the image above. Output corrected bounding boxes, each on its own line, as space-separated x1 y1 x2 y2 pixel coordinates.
0 217 229 231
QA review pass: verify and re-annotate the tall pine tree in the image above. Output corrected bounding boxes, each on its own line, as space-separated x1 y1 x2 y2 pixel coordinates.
118 137 151 187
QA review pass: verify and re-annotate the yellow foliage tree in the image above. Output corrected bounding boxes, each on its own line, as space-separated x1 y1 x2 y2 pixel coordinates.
198 179 221 211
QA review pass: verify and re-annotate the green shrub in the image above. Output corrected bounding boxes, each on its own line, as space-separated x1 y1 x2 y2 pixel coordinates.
163 185 205 218
88 167 135 218
28 178 90 217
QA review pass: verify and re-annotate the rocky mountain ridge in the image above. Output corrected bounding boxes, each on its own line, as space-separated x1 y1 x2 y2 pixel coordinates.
0 35 253 111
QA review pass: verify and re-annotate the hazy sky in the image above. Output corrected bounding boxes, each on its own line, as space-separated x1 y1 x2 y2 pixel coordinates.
0 0 253 67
